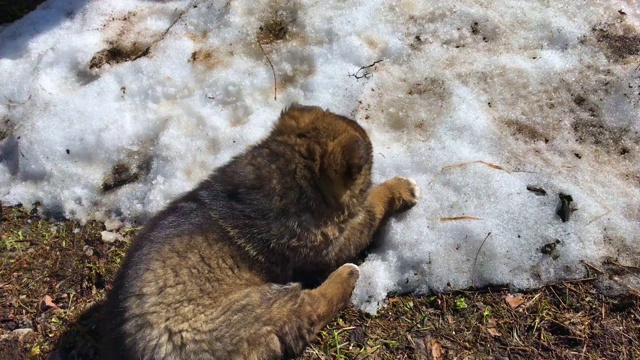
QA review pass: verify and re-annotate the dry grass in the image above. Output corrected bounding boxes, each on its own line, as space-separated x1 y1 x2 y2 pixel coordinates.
1 204 638 359
302 283 640 359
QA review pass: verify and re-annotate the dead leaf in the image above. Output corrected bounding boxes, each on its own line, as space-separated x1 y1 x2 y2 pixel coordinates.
486 326 502 337
505 294 525 309
427 338 445 360
39 295 59 311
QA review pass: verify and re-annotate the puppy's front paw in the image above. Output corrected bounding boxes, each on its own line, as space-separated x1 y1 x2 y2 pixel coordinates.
378 177 420 214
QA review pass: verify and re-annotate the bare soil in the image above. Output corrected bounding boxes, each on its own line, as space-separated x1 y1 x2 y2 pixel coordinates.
1 205 639 360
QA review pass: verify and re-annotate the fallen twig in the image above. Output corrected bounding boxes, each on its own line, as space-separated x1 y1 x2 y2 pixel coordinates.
439 216 482 222
581 260 605 274
581 260 640 297
584 204 611 227
429 160 510 185
441 160 509 172
604 258 640 273
348 60 383 80
258 40 277 100
134 6 188 61
472 232 492 289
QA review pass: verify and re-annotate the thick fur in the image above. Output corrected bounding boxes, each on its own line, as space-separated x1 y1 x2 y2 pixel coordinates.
101 104 419 359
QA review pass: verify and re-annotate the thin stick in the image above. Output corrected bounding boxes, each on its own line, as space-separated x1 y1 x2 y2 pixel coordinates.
439 216 482 222
581 260 604 274
133 6 188 61
581 261 640 297
429 160 510 186
472 232 492 288
348 60 383 80
258 40 277 100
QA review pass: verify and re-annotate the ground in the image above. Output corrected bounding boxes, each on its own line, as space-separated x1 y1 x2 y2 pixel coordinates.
1 204 639 360
1 5 639 360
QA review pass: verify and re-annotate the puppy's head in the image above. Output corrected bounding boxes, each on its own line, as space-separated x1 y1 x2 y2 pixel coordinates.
273 104 373 206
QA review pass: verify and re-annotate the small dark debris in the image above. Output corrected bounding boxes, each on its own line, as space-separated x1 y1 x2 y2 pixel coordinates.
557 193 574 222
611 297 635 312
574 152 582 159
471 21 479 35
526 185 547 196
89 45 149 70
573 95 586 106
593 24 640 61
66 149 70 155
348 60 383 81
257 17 289 44
618 9 627 16
101 160 151 192
541 239 561 260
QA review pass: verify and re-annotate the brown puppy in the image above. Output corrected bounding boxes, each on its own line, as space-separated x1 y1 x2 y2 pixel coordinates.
102 104 419 359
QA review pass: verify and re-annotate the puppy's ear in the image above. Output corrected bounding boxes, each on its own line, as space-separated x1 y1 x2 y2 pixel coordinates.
330 133 371 182
276 104 324 132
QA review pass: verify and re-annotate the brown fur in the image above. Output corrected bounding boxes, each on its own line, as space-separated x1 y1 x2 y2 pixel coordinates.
101 104 419 359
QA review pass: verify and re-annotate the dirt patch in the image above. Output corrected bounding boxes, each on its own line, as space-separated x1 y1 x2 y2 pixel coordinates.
591 22 640 62
89 44 149 70
256 1 300 45
89 9 187 71
407 77 447 97
572 118 630 150
500 118 550 144
258 17 289 44
101 158 151 193
88 12 154 70
0 205 639 359
189 48 227 70
470 20 493 43
0 205 131 359
0 118 9 142
569 86 638 161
